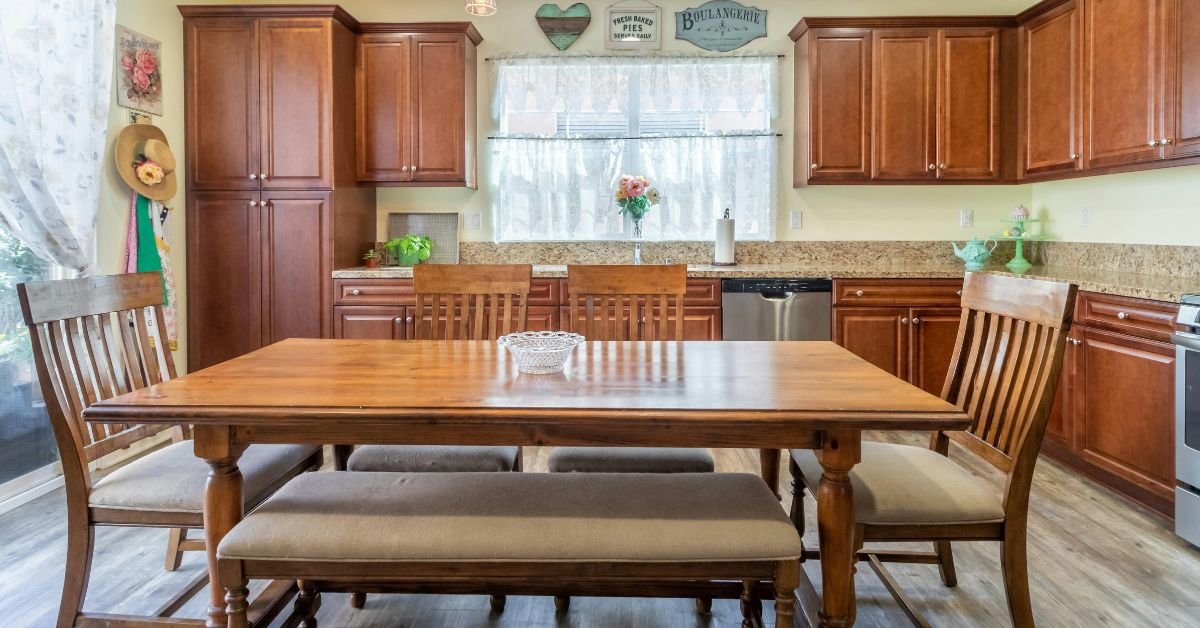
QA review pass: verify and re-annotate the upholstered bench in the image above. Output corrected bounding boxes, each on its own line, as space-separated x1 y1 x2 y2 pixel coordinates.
216 471 802 627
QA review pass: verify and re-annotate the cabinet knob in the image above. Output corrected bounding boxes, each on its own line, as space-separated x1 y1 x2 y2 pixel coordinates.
1162 138 1173 146
249 201 258 207
351 289 362 296
401 165 410 172
901 317 910 325
956 290 962 297
855 290 865 297
1149 140 1161 147
260 172 268 180
1069 337 1082 346
262 199 270 206
394 317 403 324
811 163 819 170
1116 311 1128 320
1070 153 1081 159
912 317 921 324
928 164 937 171
411 165 417 173
249 173 258 180
406 316 414 323
938 163 947 170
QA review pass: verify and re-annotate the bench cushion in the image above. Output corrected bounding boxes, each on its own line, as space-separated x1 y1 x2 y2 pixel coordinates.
791 442 1004 525
548 447 715 473
91 442 319 514
217 472 801 563
347 445 519 473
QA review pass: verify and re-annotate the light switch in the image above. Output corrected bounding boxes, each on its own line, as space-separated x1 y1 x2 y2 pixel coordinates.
789 210 802 230
959 209 974 229
465 212 482 231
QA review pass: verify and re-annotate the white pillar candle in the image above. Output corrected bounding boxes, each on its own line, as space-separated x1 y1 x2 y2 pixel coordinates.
714 218 736 265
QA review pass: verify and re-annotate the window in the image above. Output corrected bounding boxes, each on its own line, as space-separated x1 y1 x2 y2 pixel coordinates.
491 55 779 242
0 224 58 501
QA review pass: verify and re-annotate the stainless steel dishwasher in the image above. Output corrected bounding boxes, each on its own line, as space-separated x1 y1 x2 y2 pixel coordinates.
721 278 832 341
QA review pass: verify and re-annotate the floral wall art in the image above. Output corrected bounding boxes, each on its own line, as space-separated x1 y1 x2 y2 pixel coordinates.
116 25 162 116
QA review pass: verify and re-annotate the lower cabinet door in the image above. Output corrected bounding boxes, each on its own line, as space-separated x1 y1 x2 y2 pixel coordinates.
1044 330 1079 449
833 307 909 379
908 307 962 396
1076 327 1176 503
333 306 408 339
559 306 721 340
525 306 561 332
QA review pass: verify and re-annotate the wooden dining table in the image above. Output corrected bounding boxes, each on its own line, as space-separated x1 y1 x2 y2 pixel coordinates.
84 338 970 627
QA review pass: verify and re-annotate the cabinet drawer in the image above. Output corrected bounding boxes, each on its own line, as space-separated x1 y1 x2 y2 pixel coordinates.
559 278 721 307
334 279 415 305
833 279 963 307
1077 292 1178 342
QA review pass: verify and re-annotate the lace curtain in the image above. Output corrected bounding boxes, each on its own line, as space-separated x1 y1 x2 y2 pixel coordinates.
0 1 115 275
491 55 779 242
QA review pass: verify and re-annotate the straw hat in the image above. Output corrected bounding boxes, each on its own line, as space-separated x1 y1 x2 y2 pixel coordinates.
115 124 177 201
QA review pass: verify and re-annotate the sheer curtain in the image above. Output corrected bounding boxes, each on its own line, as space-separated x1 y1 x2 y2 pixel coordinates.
491 54 779 242
0 1 115 275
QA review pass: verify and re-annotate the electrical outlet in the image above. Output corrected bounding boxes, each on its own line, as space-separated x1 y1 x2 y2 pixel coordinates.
959 209 974 229
464 212 482 231
1080 207 1092 228
789 210 802 230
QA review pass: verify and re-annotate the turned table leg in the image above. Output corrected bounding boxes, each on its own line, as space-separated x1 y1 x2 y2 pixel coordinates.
195 426 246 628
816 430 860 628
759 448 782 499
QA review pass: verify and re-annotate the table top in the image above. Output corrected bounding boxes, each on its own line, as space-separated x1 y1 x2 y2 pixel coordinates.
84 339 969 433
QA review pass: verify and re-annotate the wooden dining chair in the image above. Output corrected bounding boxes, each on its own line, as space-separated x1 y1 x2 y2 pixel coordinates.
17 273 322 628
550 264 716 612
337 263 532 611
789 272 1077 627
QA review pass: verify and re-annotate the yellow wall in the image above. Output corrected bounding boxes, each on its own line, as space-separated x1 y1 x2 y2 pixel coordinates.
1030 165 1200 246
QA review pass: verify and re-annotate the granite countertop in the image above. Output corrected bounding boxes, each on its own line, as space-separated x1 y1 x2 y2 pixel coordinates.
334 264 1199 302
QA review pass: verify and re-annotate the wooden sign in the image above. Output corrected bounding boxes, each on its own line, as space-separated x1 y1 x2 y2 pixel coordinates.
675 0 767 52
606 5 662 50
536 3 592 51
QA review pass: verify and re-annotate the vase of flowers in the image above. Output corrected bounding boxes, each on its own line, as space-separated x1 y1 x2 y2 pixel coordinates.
615 174 661 264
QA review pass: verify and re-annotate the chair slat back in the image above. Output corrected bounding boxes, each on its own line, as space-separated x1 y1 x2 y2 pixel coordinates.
937 273 1076 493
566 265 687 341
412 264 533 340
18 273 178 489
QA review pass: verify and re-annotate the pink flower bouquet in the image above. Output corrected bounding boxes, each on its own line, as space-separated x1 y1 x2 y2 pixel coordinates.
615 175 661 221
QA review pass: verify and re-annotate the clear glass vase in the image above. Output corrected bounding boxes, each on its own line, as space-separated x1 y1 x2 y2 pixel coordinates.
631 218 644 265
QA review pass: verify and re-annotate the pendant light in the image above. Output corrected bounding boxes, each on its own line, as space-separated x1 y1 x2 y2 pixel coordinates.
465 0 497 17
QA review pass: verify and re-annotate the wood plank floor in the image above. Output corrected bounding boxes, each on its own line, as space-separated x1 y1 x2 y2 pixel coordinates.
3 433 1200 627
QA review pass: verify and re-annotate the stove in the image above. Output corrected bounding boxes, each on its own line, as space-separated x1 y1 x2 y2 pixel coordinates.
1174 295 1200 546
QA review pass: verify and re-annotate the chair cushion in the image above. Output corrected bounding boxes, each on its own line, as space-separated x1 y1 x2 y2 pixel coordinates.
790 442 1004 525
217 472 801 563
90 441 319 514
548 447 715 474
347 445 519 473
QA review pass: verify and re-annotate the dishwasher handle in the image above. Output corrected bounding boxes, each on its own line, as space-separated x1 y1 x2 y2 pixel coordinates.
759 291 796 301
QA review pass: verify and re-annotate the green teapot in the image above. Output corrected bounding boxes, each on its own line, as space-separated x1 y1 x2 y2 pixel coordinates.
952 238 998 271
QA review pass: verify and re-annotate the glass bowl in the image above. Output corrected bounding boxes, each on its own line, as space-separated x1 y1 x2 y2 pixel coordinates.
497 331 585 374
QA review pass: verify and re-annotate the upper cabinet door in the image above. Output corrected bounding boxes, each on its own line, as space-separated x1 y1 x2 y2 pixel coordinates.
357 34 413 182
1020 1 1083 177
410 34 471 185
258 19 334 190
873 29 937 180
185 19 260 191
1085 0 1164 168
937 28 1001 180
806 29 873 183
1165 0 1200 158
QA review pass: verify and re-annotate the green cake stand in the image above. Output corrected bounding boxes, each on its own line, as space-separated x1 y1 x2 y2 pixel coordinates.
992 219 1048 274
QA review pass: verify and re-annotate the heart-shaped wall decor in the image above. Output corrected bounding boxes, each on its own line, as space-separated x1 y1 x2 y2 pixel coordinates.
535 3 591 51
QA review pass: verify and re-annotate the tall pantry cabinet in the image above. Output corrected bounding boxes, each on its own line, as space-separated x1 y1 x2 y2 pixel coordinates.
181 6 375 371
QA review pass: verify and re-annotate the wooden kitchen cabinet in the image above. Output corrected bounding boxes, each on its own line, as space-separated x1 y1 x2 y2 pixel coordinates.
908 307 964 396
334 306 409 340
356 24 480 187
182 6 375 372
1040 291 1179 518
1084 0 1165 169
795 28 873 184
1166 0 1200 159
872 29 937 181
833 307 909 379
937 29 1002 179
1019 0 1084 178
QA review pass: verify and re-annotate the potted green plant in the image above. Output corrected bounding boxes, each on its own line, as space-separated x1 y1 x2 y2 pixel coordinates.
385 234 433 267
363 249 382 269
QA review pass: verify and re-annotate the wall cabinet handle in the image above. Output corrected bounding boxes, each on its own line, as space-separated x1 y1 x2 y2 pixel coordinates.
901 317 909 325
260 172 268 180
855 290 865 297
394 317 404 324
249 201 258 207
249 173 258 180
1116 311 1128 320
912 317 921 324
405 316 414 323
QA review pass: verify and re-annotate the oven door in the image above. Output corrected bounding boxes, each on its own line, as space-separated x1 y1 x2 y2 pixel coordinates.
1177 332 1200 489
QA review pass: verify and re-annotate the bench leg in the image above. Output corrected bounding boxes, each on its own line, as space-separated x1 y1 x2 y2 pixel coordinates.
350 592 366 609
554 595 571 613
490 595 507 613
219 560 249 628
740 579 762 627
295 579 321 627
775 560 800 627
